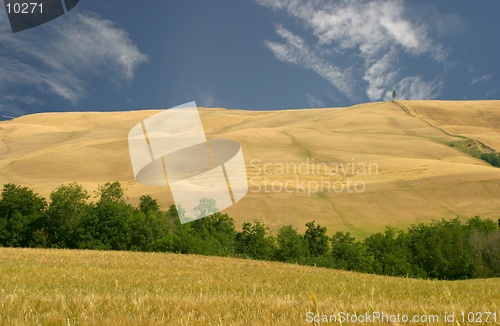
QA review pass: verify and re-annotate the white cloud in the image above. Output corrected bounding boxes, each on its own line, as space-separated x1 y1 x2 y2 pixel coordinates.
306 93 325 108
0 95 41 118
265 26 358 100
0 10 148 104
471 74 492 85
198 88 221 108
256 0 448 101
392 76 442 100
486 88 499 98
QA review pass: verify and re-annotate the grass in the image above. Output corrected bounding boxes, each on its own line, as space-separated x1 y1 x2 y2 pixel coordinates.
448 138 494 160
1 248 499 325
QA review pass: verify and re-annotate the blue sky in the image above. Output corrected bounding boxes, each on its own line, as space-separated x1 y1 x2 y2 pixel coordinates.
0 0 499 117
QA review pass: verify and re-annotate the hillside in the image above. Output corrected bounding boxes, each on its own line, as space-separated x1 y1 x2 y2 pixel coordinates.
0 101 499 236
1 248 499 325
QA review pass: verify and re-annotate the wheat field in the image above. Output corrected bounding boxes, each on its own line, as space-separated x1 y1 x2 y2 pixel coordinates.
0 248 499 325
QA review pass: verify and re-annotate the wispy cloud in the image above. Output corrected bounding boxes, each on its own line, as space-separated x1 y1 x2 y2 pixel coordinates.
0 95 41 118
198 88 221 108
265 26 359 100
471 74 492 85
256 0 450 101
0 9 148 104
306 93 325 108
486 88 499 98
394 76 443 100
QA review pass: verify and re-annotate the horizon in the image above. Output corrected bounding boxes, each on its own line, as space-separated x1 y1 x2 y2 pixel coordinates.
3 99 500 121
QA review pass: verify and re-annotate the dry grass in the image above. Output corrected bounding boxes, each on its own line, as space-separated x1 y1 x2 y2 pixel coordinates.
0 248 499 325
1 101 500 236
402 100 500 151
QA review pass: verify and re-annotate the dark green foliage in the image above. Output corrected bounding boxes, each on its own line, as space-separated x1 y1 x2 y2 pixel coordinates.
364 228 425 277
331 231 375 273
304 221 329 257
0 182 498 280
138 195 160 215
46 183 89 248
0 184 47 247
275 225 309 262
467 216 500 277
480 153 500 167
406 219 475 279
236 220 276 260
191 213 237 256
168 211 237 256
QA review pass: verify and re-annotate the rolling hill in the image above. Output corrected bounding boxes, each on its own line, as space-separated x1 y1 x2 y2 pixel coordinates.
0 100 499 237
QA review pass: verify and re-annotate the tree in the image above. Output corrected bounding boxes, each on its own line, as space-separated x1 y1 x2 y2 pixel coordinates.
235 220 276 260
364 227 424 277
193 197 218 219
191 213 237 256
97 182 125 204
275 225 308 262
46 183 89 248
0 184 47 247
85 182 132 250
304 221 329 257
138 195 160 216
466 216 500 277
331 231 375 273
407 218 474 280
392 90 396 100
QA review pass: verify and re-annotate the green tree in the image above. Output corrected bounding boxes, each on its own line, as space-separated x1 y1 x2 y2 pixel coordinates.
46 183 89 248
304 221 329 257
138 195 160 215
466 216 497 233
330 231 375 273
407 218 474 279
364 227 424 277
275 225 308 262
82 182 132 250
392 90 396 100
191 213 237 256
0 184 47 247
235 220 276 260
97 181 125 203
466 217 500 277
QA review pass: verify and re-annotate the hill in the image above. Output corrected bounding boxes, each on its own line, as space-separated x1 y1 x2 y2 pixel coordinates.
0 101 499 236
1 247 498 325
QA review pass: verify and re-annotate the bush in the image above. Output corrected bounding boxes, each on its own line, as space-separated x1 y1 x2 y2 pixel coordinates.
480 153 500 167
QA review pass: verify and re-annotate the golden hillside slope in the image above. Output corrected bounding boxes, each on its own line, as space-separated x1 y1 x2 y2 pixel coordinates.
0 101 499 236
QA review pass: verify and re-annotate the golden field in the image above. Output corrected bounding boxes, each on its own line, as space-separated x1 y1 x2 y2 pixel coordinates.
0 248 499 325
0 100 499 237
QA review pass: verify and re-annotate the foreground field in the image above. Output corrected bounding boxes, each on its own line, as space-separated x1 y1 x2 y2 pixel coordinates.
0 248 499 325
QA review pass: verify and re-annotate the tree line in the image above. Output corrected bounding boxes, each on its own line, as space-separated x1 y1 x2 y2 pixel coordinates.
0 182 499 280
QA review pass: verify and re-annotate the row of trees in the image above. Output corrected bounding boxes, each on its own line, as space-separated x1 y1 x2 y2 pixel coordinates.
0 182 498 280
